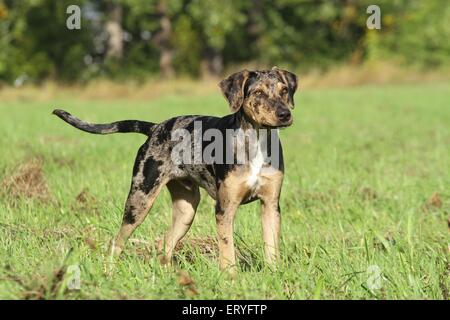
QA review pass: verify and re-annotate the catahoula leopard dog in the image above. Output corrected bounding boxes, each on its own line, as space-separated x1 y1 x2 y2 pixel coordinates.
53 67 298 276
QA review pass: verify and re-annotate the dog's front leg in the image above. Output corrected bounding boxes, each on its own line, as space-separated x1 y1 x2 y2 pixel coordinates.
258 170 283 266
260 200 281 266
215 200 239 277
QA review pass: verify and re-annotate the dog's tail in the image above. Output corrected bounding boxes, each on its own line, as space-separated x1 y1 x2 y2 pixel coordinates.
52 109 155 136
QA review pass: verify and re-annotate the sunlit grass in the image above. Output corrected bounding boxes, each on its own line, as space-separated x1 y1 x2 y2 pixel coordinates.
0 82 449 299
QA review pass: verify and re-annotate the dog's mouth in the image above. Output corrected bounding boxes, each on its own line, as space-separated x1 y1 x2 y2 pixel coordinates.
261 122 293 130
269 118 293 129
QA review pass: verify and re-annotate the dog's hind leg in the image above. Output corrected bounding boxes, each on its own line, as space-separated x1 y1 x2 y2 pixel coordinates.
112 185 166 256
158 179 200 264
111 146 169 256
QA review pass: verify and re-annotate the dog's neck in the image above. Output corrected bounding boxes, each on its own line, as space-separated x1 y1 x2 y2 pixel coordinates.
232 108 279 138
230 108 279 153
229 108 281 172
233 108 259 131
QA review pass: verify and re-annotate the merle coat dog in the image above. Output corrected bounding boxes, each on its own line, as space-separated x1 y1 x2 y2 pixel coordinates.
53 67 298 276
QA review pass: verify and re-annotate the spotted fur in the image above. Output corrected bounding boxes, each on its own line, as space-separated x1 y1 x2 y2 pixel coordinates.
53 67 298 276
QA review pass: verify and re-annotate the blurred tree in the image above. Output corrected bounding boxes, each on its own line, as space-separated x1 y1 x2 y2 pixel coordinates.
188 0 246 76
0 0 93 83
105 0 124 60
366 0 450 67
0 0 448 84
119 0 183 79
172 13 201 77
253 0 367 68
153 0 174 78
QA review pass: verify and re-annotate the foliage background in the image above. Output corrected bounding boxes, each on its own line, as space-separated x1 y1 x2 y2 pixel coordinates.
0 0 449 84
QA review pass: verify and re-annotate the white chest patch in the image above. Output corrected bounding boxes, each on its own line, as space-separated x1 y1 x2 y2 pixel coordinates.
247 142 265 189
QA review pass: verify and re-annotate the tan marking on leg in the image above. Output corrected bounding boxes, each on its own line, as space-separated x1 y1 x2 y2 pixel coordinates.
158 180 200 264
258 169 283 266
216 204 239 278
216 169 253 277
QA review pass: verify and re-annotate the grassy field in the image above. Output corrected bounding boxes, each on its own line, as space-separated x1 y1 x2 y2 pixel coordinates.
0 82 449 299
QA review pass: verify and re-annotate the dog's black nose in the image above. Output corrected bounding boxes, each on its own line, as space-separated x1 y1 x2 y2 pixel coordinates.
276 108 291 122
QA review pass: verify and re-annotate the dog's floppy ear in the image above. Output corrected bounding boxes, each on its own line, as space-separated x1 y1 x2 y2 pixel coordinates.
272 66 298 109
219 70 255 113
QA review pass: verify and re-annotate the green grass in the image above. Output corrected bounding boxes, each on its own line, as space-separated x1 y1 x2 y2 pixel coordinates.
0 82 449 299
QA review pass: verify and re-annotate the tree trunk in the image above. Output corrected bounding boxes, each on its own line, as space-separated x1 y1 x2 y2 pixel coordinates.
247 0 263 43
154 1 174 78
201 48 223 78
105 3 123 60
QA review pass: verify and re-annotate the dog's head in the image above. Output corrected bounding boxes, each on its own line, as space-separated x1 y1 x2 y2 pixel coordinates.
219 67 298 128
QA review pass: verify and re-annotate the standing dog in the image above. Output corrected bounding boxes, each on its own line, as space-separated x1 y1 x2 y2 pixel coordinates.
53 67 297 276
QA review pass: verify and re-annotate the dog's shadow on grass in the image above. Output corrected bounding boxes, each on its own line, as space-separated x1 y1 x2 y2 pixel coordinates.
128 236 265 272
178 237 265 272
